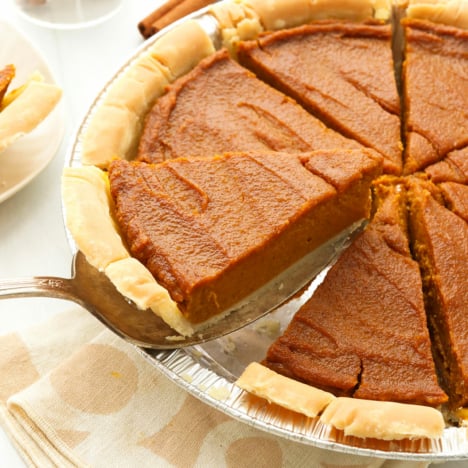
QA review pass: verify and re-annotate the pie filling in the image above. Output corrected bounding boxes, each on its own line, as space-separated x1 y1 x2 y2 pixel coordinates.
136 49 361 165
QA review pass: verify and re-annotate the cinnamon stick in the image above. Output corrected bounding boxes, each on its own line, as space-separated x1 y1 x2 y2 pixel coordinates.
138 0 185 38
138 0 216 39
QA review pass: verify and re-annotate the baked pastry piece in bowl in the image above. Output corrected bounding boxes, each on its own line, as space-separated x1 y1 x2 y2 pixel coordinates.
0 64 61 153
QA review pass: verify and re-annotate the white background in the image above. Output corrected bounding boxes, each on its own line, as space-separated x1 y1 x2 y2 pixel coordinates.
0 0 466 466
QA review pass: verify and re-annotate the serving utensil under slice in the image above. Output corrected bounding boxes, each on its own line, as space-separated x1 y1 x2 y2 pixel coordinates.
0 221 364 349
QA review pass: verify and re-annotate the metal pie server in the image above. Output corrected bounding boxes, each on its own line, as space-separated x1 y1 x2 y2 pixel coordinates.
0 221 365 349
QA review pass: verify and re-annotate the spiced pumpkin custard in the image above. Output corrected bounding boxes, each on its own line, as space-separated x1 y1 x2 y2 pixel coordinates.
137 49 360 164
109 149 382 324
237 21 402 174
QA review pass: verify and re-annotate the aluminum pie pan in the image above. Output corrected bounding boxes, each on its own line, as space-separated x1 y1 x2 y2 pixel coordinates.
64 4 468 461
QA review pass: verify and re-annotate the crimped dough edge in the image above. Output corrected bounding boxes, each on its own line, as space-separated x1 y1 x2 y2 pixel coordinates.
209 0 393 51
236 363 445 440
320 397 445 440
81 19 216 169
236 362 335 418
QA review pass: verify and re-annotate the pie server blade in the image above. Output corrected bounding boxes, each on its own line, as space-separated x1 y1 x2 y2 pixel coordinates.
0 220 365 349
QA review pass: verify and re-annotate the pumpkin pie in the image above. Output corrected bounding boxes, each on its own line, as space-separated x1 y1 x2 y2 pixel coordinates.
137 49 361 164
237 21 402 174
62 0 468 441
262 177 447 406
108 149 382 325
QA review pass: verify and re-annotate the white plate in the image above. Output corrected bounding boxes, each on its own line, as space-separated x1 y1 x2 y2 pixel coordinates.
0 20 65 204
13 0 123 30
66 7 468 462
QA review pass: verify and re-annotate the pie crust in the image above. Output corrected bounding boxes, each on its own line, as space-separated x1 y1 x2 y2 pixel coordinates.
62 166 129 271
237 363 445 439
210 0 392 53
236 362 336 418
405 0 468 28
320 396 445 440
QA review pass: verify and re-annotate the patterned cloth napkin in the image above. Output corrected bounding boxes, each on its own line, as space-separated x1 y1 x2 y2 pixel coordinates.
0 307 432 467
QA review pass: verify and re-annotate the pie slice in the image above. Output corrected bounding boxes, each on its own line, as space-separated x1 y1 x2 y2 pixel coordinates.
136 49 361 164
402 18 468 174
108 149 382 328
237 21 402 174
261 177 447 406
406 176 468 409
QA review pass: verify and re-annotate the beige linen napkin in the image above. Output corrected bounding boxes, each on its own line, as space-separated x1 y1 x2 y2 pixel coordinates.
0 307 431 468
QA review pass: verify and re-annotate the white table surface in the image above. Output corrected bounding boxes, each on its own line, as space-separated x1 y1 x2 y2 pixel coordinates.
0 1 466 466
